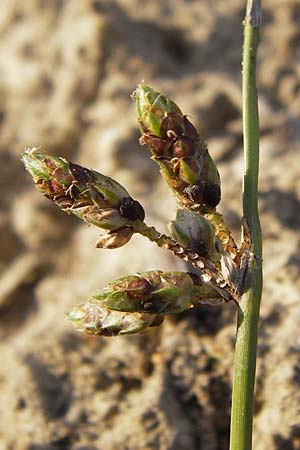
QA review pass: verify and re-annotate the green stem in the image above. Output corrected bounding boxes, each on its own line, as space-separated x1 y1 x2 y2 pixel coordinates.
229 2 263 450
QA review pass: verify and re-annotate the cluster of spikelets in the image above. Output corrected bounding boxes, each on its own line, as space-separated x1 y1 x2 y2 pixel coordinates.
22 84 245 337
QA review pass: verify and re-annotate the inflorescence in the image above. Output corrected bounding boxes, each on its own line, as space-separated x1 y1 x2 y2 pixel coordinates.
22 83 250 336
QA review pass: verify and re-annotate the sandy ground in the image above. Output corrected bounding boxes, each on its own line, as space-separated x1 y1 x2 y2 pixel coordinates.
0 1 299 449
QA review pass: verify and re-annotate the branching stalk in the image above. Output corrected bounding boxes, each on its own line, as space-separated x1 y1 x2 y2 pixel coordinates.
133 221 233 302
229 2 263 450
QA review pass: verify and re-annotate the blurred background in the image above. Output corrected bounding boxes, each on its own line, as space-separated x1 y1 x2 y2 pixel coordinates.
0 1 299 449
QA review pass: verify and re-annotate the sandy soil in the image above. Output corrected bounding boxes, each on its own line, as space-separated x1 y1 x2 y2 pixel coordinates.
0 1 299 449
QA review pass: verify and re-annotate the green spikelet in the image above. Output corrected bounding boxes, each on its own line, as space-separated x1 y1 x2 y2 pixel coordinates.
135 83 221 213
67 270 223 336
21 148 145 248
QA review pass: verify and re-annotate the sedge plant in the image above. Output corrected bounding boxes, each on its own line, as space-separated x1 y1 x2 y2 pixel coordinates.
21 0 262 447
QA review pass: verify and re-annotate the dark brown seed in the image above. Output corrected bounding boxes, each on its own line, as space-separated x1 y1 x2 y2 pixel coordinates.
141 299 164 314
119 197 145 221
187 272 202 286
203 184 221 208
125 278 152 297
69 162 91 185
189 241 209 258
53 168 73 185
183 116 198 139
172 136 195 158
44 158 58 172
143 133 171 157
149 315 164 327
126 278 151 291
161 112 185 138
49 178 65 195
97 325 117 337
183 184 204 204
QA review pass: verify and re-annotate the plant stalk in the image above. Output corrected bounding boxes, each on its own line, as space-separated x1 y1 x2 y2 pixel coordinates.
133 221 234 302
229 1 263 450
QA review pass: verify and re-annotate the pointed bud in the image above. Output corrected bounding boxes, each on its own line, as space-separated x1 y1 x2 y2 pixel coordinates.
168 210 218 260
134 84 221 212
68 301 164 336
135 83 182 137
21 148 145 248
